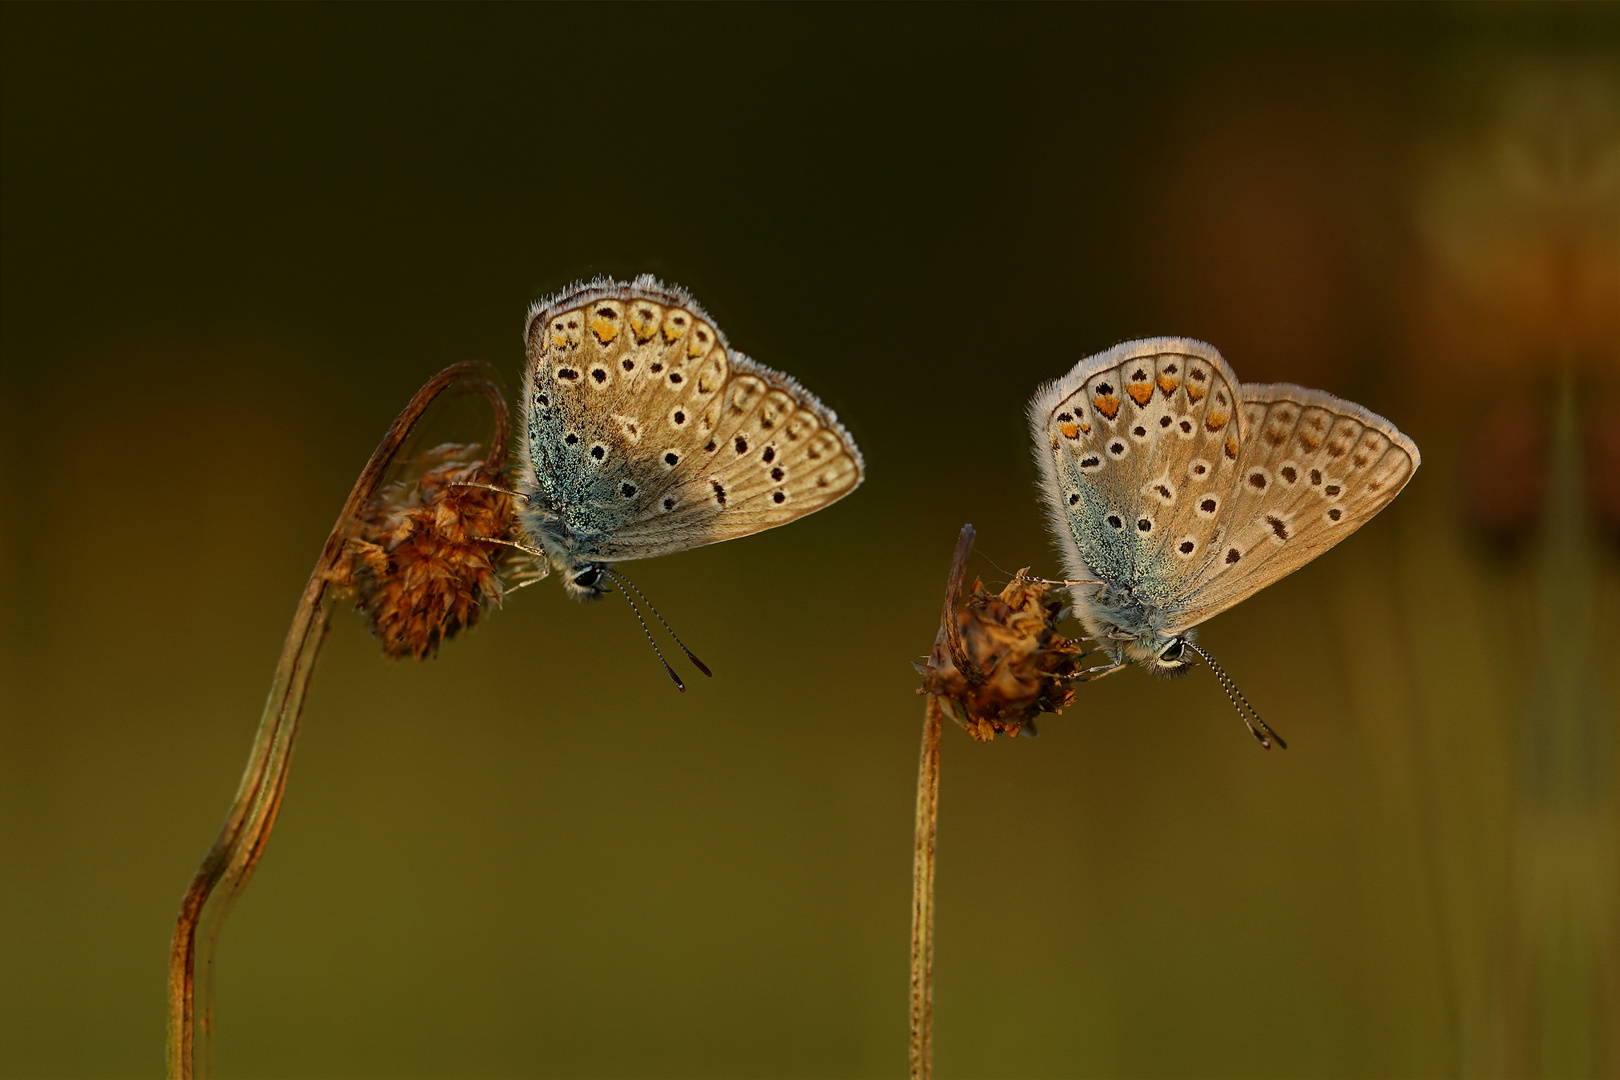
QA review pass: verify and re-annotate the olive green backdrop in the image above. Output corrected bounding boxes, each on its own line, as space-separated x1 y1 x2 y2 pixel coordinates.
2 5 1616 1078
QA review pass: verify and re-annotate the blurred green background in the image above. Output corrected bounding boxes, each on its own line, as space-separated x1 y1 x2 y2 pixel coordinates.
2 5 1616 1078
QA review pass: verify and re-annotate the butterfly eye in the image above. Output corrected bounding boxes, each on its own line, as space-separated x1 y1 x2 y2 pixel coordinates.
1159 640 1185 663
572 566 603 590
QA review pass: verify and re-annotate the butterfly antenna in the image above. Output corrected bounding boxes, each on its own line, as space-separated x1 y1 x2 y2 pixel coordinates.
608 578 685 691
1183 641 1287 750
602 569 711 678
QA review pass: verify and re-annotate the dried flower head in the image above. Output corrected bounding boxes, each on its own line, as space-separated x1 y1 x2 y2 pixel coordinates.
328 442 520 659
915 525 1086 741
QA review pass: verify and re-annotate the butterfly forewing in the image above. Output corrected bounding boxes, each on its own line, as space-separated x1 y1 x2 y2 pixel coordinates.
520 277 863 562
1032 339 1246 607
1163 384 1419 632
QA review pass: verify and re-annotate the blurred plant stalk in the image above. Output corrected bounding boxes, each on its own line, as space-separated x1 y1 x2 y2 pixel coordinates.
166 363 512 1079
1377 60 1618 1076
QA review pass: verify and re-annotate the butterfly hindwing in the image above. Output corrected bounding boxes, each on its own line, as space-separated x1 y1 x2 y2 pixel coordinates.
1163 383 1420 632
520 277 863 562
1030 338 1246 608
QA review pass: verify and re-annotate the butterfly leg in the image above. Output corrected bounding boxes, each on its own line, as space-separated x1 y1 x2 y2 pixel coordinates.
482 536 549 560
1074 661 1127 683
449 481 531 502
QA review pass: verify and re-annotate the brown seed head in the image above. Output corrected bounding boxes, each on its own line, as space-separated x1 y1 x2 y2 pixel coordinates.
328 442 520 660
916 526 1086 741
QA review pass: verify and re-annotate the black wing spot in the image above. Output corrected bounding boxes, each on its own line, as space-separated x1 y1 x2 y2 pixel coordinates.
1325 484 1341 497
705 440 717 452
1109 442 1126 455
1068 493 1080 505
770 467 784 481
620 482 636 498
591 368 607 384
1280 466 1298 483
711 480 726 506
1200 498 1216 513
558 367 579 381
1107 514 1123 529
597 307 616 319
564 433 579 446
622 359 634 371
673 410 686 424
1328 507 1343 521
1268 515 1289 540
650 362 664 373
762 446 776 463
590 445 605 461
772 491 786 504
1159 416 1172 428
664 452 679 466
663 497 676 511
1057 412 1073 423
1097 382 1114 395
1133 425 1147 437
1226 548 1242 564
734 435 748 454
1180 420 1193 433
1179 540 1194 554
1248 472 1268 489
1131 368 1147 381
696 330 708 343
669 372 683 384
1080 456 1100 468
1310 468 1322 485
1137 518 1152 532
536 393 549 407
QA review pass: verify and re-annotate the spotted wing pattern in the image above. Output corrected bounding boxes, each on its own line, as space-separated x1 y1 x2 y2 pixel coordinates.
519 276 864 562
1161 383 1419 632
1029 338 1247 610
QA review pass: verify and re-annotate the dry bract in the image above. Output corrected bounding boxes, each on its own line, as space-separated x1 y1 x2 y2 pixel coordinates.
327 443 519 660
916 565 1086 742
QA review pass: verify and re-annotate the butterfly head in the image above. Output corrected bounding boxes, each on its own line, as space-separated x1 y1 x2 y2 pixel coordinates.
563 562 611 602
1146 634 1197 679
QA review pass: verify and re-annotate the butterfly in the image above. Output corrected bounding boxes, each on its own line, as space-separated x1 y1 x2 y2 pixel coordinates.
1028 337 1419 746
491 276 865 683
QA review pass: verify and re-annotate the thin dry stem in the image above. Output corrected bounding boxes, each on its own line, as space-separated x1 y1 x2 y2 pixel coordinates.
910 695 943 1080
166 362 508 1080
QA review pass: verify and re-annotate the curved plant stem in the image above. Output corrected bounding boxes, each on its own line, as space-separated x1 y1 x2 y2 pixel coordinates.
910 694 942 1080
166 363 508 1080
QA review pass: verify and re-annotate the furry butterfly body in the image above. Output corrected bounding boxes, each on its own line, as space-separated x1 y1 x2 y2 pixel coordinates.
1029 337 1419 683
515 276 864 601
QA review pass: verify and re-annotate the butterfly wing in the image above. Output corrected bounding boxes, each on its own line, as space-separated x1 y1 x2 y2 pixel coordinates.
1160 383 1420 633
1029 338 1248 609
519 276 864 562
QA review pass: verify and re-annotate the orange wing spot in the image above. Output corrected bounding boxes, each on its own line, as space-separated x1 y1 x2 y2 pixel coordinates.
1157 374 1181 397
589 316 619 345
1299 431 1322 450
1204 410 1229 432
1185 381 1208 403
1127 382 1154 407
628 308 660 342
1079 421 1091 434
1093 393 1121 419
1060 422 1080 439
1225 436 1239 460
